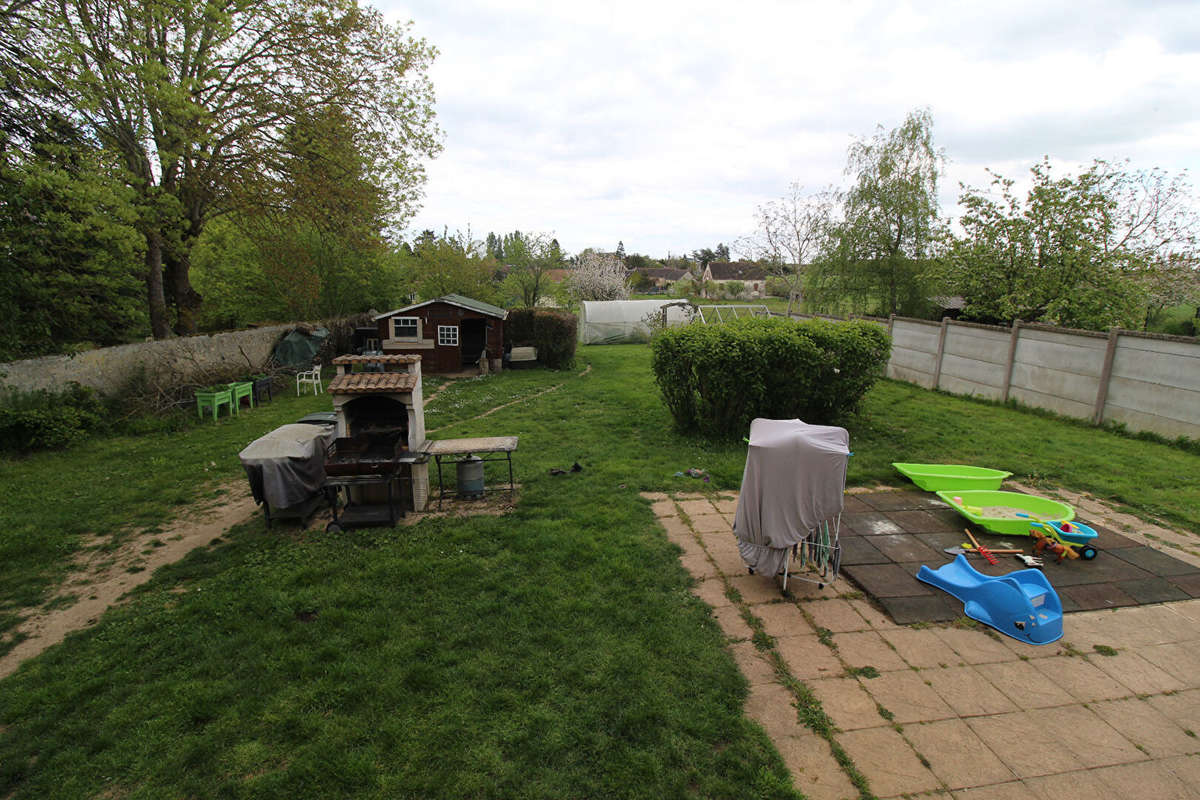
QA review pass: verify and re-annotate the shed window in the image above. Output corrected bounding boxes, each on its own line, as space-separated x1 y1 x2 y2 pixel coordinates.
391 316 419 340
438 325 459 346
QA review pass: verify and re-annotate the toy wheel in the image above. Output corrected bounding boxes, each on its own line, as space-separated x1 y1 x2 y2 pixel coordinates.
325 522 342 534
1080 545 1098 560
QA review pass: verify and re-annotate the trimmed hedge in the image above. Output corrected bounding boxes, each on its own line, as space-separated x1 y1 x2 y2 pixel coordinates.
651 317 891 439
505 308 578 370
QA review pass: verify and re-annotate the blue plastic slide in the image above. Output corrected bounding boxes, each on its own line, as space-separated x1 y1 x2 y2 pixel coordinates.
916 555 1063 645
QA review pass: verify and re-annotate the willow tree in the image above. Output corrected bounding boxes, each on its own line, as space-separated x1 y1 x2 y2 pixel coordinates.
29 0 440 336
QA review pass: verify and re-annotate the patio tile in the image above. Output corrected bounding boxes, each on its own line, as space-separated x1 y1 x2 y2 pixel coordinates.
890 509 959 533
649 498 677 517
878 594 963 625
933 627 1019 665
869 534 945 563
858 490 937 511
753 601 813 639
923 665 1020 717
842 511 905 536
860 668 956 723
1061 583 1138 611
698 531 740 556
839 536 890 566
1091 760 1196 797
967 712 1067 778
744 681 806 739
974 660 1075 709
730 640 778 686
832 631 908 672
880 627 960 668
712 498 738 515
1088 697 1200 757
843 563 933 598
1022 769 1113 799
660 516 697 547
691 513 732 533
775 734 859 800
1025 705 1143 768
1028 655 1132 702
807 598 869 633
709 547 749 578
679 553 718 580
1114 577 1191 604
1167 573 1200 597
1137 641 1200 683
712 605 753 640
1109 546 1200 577
1159 753 1200 786
847 598 899 630
1086 525 1140 550
1088 650 1187 695
841 495 872 513
776 634 844 680
677 499 717 517
1146 688 1200 733
807 676 885 731
953 781 1042 800
904 717 1017 789
728 574 782 605
690 577 731 608
835 726 941 797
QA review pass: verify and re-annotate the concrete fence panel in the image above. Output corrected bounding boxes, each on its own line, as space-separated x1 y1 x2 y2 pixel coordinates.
1102 335 1200 439
887 319 940 388
938 324 1010 399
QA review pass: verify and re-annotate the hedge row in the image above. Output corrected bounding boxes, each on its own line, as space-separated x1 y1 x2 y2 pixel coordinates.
505 308 578 370
650 317 891 439
0 383 108 453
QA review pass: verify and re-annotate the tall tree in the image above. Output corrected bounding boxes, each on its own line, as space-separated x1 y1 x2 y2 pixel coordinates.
26 0 440 337
740 184 836 314
408 228 498 303
567 250 630 301
811 108 944 316
499 231 563 307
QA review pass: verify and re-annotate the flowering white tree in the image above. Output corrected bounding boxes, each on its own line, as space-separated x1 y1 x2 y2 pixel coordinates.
567 250 630 301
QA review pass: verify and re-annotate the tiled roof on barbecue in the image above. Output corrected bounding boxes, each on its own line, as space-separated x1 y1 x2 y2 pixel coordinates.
332 354 421 365
373 293 508 321
328 372 418 394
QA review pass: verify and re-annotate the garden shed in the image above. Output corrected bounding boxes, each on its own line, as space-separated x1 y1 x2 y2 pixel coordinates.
577 299 693 344
374 294 507 373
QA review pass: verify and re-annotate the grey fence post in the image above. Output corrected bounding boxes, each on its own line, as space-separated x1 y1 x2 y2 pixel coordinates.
1001 320 1021 403
931 317 950 390
1093 327 1121 425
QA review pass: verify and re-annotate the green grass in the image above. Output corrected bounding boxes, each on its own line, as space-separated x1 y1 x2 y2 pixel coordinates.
1 344 1198 798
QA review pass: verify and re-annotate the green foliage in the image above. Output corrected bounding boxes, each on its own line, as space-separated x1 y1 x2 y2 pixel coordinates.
504 308 578 369
0 384 107 453
650 317 891 438
808 108 943 316
408 230 501 304
0 143 146 359
764 276 792 299
723 280 745 298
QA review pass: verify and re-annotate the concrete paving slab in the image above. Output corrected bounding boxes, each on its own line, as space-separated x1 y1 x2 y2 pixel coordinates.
753 601 813 639
843 563 935 598
842 511 906 536
775 634 844 681
677 498 717 517
858 490 940 511
1022 768 1112 799
731 640 779 687
904 717 1018 789
953 781 1042 799
1087 697 1200 758
839 536 890 566
869 533 946 563
1088 650 1187 695
698 531 740 554
728 574 783 605
649 498 677 517
1137 641 1200 684
708 547 749 578
841 495 873 513
890 509 960 533
923 665 1021 717
1026 705 1143 768
1090 759 1196 798
1114 577 1191 604
690 577 731 608
1109 546 1200 577
807 598 869 633
847 598 899 630
690 513 732 533
775 734 859 800
967 711 1069 778
878 594 963 624
807 676 886 731
744 681 806 740
1167 573 1200 597
861 668 957 724
679 552 718 579
835 725 942 797
881 627 961 668
711 605 753 640
1145 688 1200 734
933 628 1019 665
712 498 737 514
833 631 909 672
658 515 696 547
1028 655 1133 703
974 659 1076 709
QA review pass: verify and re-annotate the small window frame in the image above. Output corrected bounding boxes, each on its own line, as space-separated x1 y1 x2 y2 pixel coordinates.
437 325 459 347
391 316 420 341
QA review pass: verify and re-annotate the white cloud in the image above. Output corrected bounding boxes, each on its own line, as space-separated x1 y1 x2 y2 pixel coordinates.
379 0 1200 256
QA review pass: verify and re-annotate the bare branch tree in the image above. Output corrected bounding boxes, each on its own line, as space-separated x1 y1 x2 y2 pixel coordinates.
738 183 837 315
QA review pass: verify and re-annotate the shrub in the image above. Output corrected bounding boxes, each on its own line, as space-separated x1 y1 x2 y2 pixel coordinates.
650 317 890 438
0 383 108 453
505 308 578 369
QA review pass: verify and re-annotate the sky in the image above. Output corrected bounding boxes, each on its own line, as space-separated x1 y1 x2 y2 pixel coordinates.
376 0 1200 259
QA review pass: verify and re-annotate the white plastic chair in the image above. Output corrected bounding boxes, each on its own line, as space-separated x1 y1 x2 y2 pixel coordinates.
296 362 323 395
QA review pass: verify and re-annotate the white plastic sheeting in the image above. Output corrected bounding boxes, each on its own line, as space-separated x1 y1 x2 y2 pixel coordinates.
577 299 694 344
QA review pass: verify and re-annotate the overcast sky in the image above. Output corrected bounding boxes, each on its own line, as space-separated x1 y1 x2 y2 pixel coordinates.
376 0 1200 258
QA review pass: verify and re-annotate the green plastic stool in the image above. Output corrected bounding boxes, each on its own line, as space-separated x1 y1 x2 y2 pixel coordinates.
227 381 253 413
195 387 233 421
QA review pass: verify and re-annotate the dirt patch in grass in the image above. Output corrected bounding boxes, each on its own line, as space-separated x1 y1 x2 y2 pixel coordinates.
0 482 258 680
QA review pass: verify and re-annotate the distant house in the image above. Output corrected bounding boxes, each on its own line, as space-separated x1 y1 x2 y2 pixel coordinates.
702 261 768 297
636 267 687 288
374 294 507 373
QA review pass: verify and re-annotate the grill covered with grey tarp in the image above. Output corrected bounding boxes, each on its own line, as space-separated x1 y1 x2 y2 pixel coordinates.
239 423 336 510
733 418 850 582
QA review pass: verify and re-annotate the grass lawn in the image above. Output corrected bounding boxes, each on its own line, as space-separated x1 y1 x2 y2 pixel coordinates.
1 345 1197 798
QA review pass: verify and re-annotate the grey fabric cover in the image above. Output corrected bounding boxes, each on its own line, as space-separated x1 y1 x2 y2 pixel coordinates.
734 418 850 578
239 423 336 509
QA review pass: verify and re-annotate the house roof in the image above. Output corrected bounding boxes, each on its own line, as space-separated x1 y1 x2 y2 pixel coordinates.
706 261 767 281
640 268 687 280
374 293 508 321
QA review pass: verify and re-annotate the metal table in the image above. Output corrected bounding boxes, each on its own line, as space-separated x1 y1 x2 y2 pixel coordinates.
425 436 518 509
325 452 429 531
